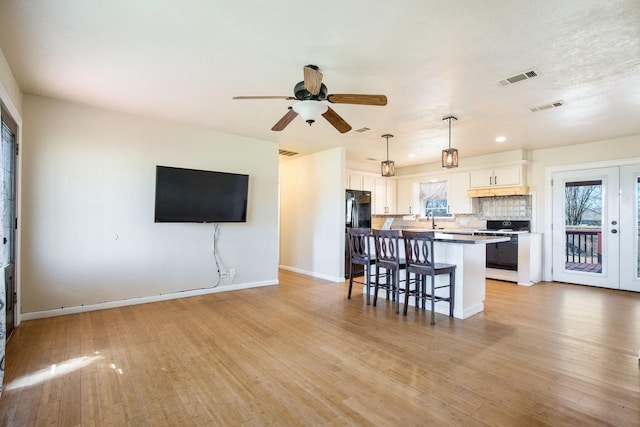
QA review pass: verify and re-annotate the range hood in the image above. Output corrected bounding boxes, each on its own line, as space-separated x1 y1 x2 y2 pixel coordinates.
467 185 529 198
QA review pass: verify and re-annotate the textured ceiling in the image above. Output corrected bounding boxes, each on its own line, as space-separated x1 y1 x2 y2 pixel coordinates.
1 1 639 170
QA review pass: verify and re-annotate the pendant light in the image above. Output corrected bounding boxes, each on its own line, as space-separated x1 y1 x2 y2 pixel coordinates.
381 134 395 177
442 115 459 169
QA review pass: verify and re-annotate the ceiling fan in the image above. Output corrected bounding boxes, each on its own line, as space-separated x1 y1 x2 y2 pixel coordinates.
232 65 387 134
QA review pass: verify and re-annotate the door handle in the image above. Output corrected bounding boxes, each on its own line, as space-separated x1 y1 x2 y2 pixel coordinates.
611 229 618 234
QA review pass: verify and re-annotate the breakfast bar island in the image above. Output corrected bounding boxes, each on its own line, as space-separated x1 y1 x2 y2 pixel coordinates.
370 232 510 320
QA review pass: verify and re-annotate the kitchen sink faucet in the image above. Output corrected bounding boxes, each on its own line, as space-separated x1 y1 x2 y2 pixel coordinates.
426 211 436 229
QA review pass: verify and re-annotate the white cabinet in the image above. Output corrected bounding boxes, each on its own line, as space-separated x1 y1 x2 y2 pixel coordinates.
362 175 375 193
348 174 362 190
470 166 522 188
396 178 416 214
347 172 376 192
347 173 364 190
373 178 396 214
447 172 473 214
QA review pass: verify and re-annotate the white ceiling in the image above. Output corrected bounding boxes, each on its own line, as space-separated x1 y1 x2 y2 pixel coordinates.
1 1 639 170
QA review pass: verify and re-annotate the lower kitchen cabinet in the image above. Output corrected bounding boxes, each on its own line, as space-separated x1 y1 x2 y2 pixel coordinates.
516 233 543 285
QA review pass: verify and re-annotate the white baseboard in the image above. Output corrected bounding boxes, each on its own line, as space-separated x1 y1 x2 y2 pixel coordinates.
279 265 344 283
20 280 279 321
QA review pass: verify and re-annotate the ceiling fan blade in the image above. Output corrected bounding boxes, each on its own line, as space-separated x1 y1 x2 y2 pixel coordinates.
322 107 352 134
271 109 298 131
303 65 323 95
233 96 295 100
326 94 387 106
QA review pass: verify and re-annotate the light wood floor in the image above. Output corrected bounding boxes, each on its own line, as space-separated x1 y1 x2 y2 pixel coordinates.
1 270 639 426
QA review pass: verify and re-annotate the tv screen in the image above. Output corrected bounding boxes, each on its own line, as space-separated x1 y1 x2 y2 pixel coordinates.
154 166 249 223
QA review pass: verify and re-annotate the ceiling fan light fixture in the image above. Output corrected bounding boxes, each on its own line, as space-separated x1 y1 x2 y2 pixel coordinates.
381 134 395 177
442 115 459 169
292 100 328 125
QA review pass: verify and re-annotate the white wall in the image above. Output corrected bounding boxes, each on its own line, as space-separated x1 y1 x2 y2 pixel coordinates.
20 95 280 315
279 147 346 282
0 49 22 120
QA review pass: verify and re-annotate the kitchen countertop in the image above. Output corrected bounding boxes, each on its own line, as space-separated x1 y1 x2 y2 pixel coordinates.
399 229 511 244
433 233 511 244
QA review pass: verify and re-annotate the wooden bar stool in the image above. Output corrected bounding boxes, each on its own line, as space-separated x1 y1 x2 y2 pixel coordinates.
372 229 406 314
402 230 456 325
347 227 376 305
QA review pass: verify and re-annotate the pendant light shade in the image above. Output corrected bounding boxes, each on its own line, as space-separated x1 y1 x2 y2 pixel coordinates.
292 100 328 125
381 134 395 177
442 148 458 168
442 115 459 169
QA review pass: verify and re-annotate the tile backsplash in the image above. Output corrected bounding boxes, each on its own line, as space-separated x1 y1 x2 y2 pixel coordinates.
478 195 531 220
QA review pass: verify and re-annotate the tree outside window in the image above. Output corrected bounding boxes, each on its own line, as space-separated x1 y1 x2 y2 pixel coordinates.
564 180 601 226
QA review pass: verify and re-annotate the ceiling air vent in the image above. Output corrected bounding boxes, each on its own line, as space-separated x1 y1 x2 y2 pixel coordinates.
530 100 564 112
355 127 371 133
497 69 541 86
279 149 299 157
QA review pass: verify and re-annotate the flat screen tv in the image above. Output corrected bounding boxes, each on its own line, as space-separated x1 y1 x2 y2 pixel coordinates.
154 166 249 223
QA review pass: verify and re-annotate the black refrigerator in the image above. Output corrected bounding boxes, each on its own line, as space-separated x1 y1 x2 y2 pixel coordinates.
345 189 372 278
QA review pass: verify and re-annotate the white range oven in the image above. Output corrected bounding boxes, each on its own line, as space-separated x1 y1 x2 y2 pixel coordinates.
474 220 531 281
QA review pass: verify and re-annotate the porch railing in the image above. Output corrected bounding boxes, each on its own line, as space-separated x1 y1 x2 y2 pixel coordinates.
565 228 601 264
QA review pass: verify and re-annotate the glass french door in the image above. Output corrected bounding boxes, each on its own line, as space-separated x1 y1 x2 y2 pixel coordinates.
552 165 640 291
0 104 17 399
619 164 640 292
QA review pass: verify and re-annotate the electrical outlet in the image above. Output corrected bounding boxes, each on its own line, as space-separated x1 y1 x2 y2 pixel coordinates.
230 268 236 277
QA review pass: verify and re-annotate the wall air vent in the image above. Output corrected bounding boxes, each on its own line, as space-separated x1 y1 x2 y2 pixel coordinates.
530 100 564 112
279 149 299 157
497 69 541 86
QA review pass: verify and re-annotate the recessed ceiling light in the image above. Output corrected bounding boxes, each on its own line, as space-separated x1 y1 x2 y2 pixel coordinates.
495 136 507 143
408 153 416 158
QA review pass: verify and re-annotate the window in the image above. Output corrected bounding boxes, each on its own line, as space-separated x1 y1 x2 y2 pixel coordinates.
420 181 451 217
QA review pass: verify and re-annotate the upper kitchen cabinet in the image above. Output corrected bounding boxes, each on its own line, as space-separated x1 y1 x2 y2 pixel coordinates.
467 165 528 197
396 178 417 215
470 165 521 188
447 172 473 214
374 178 397 214
347 173 363 190
347 171 375 192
